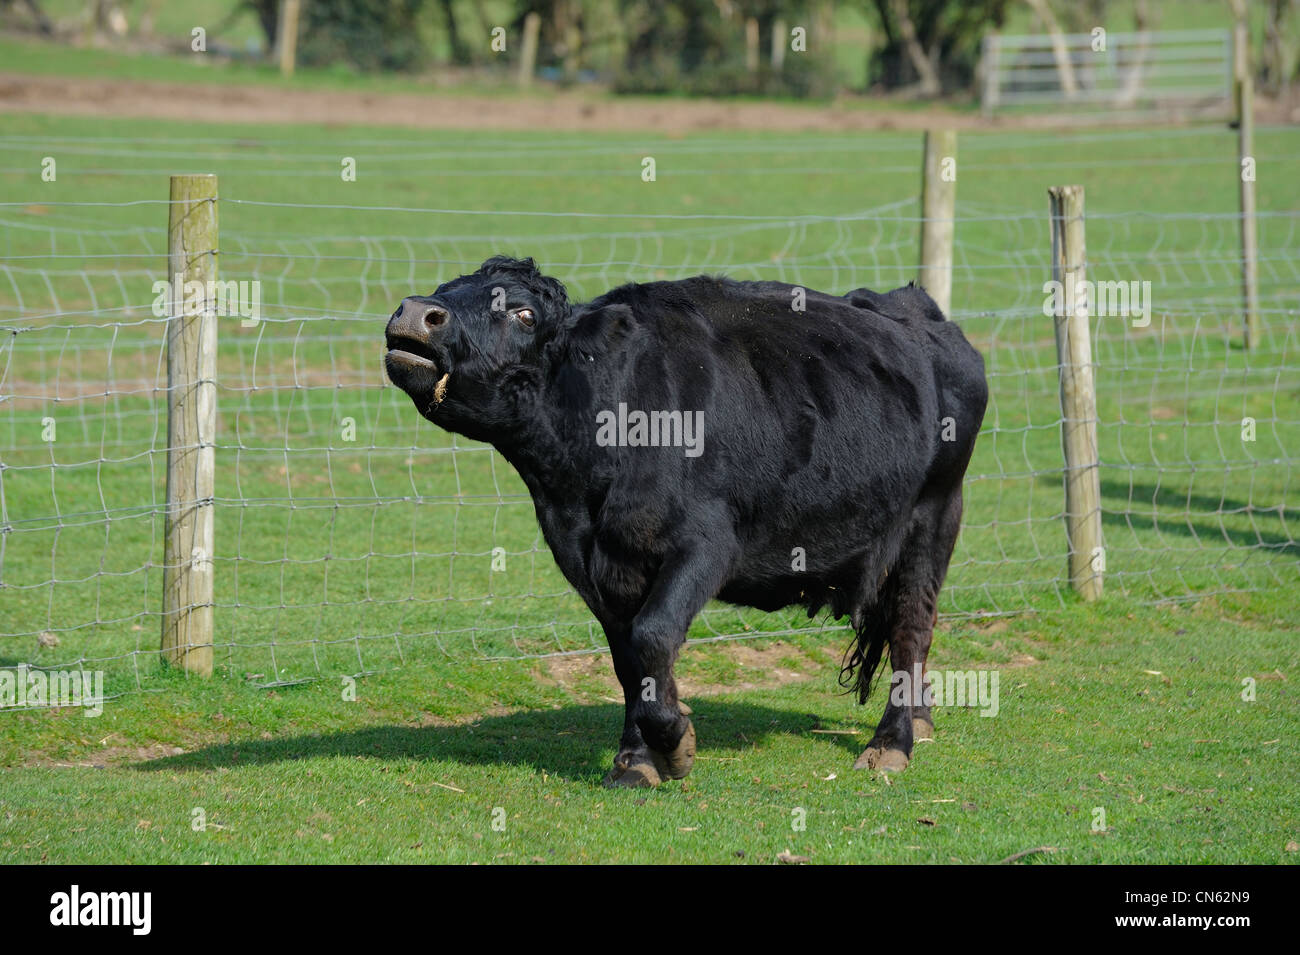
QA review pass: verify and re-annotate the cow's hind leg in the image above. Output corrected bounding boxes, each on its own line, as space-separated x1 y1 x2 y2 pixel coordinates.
855 483 963 773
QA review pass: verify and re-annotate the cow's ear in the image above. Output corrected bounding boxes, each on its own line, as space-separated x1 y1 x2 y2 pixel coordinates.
551 304 635 413
562 303 635 358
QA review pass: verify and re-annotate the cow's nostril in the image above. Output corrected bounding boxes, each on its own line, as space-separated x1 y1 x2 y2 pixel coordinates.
423 305 449 329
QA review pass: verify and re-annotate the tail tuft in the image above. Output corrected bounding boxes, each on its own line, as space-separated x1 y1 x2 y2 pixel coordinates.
837 594 892 705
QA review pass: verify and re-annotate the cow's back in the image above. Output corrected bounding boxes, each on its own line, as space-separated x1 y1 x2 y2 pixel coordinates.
581 277 981 592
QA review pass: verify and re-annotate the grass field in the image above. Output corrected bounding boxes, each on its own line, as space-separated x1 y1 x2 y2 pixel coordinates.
0 106 1297 863
1 595 1296 863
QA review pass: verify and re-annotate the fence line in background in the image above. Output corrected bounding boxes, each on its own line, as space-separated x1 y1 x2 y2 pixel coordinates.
1 128 1296 703
981 29 1233 115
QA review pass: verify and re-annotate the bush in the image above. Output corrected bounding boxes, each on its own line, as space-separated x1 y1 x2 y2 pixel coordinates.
296 0 429 74
613 0 834 99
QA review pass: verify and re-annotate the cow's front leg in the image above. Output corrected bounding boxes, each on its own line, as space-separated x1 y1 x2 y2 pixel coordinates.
602 533 735 789
602 663 694 788
603 626 669 788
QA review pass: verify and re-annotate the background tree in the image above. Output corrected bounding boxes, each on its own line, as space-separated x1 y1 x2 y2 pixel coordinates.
866 0 1011 95
0 0 54 34
614 0 833 97
1263 0 1297 95
239 0 430 72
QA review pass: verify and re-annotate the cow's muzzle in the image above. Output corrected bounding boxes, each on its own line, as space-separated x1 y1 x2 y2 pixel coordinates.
386 296 451 371
385 297 455 407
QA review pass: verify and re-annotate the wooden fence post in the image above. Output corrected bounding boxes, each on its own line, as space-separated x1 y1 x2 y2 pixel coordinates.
277 0 301 77
518 12 540 88
919 129 957 317
162 174 218 675
1234 16 1260 349
1048 185 1103 601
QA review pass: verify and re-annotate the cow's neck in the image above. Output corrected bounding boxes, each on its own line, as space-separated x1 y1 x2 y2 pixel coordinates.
492 365 605 498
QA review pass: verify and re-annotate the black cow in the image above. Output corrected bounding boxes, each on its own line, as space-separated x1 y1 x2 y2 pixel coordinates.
385 257 987 787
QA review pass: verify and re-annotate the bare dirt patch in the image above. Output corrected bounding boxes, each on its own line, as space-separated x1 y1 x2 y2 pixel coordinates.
27 741 186 768
539 638 823 702
0 72 960 132
5 71 1292 133
692 641 818 692
541 652 619 697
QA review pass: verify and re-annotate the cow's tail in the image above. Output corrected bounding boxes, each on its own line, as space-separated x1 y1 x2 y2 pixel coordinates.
837 574 895 704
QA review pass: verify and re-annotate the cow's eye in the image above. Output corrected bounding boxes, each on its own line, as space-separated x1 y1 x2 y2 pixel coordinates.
512 308 536 328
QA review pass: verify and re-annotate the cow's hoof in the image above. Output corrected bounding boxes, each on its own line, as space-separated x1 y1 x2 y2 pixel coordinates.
912 717 935 742
603 757 663 789
853 744 910 773
649 719 696 780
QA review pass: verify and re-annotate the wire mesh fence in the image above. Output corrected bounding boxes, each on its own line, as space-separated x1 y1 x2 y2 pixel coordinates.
1 125 1296 703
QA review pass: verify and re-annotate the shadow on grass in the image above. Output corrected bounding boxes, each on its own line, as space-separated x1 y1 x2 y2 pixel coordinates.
133 699 865 784
1034 472 1298 555
1097 479 1299 555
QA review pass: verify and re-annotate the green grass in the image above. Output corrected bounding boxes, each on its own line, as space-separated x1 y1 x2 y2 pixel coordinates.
1 594 1296 863
0 108 1296 862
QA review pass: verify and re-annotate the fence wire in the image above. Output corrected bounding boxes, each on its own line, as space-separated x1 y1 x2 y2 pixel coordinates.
1 128 1296 700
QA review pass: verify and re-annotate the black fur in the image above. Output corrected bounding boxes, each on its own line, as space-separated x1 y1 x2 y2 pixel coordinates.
385 258 988 775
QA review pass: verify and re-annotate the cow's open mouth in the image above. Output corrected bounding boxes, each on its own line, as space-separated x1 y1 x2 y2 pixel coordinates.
386 335 452 406
385 335 442 372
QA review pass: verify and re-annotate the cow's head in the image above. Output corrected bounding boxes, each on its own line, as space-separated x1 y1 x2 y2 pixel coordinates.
385 256 570 439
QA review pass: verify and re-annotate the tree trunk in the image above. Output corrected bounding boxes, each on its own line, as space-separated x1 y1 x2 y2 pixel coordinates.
248 0 278 51
1115 0 1154 106
1024 0 1077 98
890 0 940 95
139 0 162 36
1264 0 1296 95
439 0 470 66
